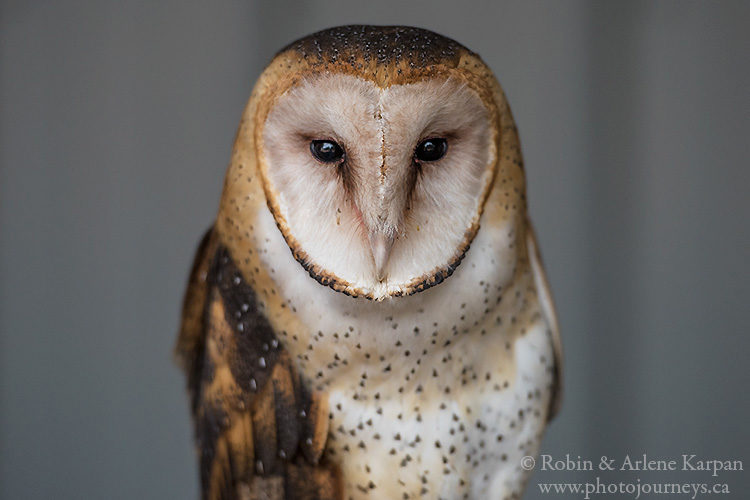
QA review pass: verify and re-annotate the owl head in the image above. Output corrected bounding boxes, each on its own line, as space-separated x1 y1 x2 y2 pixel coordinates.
218 26 527 300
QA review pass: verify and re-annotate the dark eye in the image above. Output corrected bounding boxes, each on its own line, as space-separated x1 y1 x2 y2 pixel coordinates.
415 138 448 162
310 140 345 163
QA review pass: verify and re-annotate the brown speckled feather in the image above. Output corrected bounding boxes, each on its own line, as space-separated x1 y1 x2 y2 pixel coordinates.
176 228 341 500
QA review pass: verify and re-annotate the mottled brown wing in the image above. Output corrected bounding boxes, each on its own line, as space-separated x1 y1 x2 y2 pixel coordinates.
176 228 341 500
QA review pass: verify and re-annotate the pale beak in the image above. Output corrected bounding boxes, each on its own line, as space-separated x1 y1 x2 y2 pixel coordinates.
368 231 395 281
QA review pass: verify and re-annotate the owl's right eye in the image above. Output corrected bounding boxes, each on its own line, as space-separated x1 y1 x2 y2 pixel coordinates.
310 140 345 163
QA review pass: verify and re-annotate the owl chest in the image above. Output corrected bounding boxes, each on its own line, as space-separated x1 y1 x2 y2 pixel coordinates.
318 321 554 500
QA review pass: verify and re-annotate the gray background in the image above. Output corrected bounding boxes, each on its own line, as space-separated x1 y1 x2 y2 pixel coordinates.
1 1 748 498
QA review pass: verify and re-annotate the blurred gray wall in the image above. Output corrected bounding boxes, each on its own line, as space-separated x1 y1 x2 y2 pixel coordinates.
1 1 748 498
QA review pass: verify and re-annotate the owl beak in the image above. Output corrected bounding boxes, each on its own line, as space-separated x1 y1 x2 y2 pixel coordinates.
368 231 395 281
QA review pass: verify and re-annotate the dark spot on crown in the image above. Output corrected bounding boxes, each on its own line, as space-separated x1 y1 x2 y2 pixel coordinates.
278 25 473 68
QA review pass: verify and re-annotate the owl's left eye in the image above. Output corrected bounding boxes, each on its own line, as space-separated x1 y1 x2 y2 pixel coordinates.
310 140 345 163
415 138 448 162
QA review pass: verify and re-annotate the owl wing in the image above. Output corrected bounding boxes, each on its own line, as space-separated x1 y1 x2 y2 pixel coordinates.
176 228 341 500
525 223 563 421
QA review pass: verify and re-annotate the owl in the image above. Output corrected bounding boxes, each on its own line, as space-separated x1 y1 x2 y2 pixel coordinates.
176 25 562 500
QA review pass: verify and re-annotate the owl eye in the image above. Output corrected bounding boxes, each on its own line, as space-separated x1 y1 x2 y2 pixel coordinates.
310 140 345 163
415 138 448 162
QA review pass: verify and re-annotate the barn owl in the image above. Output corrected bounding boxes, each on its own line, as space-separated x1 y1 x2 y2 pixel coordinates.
176 25 562 500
